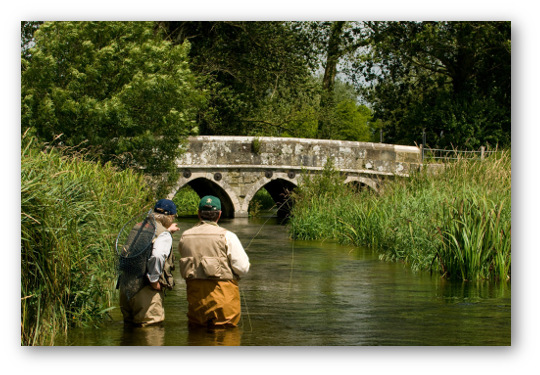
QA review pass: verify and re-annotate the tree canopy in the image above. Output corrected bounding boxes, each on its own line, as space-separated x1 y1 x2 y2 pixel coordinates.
159 21 321 136
21 21 511 187
21 21 203 191
354 21 511 149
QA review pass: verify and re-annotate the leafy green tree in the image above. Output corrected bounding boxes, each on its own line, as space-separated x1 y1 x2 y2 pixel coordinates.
313 77 373 141
21 21 43 61
332 100 372 141
355 21 511 149
21 21 203 190
302 21 369 139
159 21 319 136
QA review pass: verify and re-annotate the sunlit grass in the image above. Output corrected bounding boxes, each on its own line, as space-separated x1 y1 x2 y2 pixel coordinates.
172 185 200 216
289 151 511 282
21 129 154 345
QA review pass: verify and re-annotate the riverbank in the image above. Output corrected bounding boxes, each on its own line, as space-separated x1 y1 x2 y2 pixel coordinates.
288 151 511 282
21 130 154 345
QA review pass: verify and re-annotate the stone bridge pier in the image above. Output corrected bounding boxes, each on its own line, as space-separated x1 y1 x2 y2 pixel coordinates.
167 136 421 218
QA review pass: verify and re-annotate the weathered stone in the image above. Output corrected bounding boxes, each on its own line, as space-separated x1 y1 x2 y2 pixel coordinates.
169 136 421 218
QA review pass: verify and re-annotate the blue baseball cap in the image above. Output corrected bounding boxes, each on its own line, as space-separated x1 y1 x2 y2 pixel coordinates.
154 199 177 215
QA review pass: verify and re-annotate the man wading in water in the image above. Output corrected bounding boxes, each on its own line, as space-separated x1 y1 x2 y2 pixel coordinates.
178 195 250 328
119 199 180 326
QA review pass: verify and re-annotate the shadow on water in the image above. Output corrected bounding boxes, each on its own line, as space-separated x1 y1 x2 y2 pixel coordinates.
55 216 511 346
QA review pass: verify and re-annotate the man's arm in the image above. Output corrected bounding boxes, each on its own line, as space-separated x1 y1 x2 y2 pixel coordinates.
147 232 173 289
226 231 250 276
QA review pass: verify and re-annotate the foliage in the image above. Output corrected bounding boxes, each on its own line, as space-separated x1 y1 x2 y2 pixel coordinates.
172 185 200 216
435 196 511 281
21 130 154 345
289 151 511 282
21 21 511 161
354 21 511 149
289 160 347 238
305 21 370 139
21 21 43 61
249 188 277 217
21 21 204 191
160 21 319 136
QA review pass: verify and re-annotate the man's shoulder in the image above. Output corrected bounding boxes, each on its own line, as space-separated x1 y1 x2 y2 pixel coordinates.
180 222 227 236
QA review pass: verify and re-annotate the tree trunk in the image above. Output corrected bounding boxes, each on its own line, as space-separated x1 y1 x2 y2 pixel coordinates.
318 21 345 138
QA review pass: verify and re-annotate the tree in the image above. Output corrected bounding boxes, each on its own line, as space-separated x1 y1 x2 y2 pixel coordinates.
356 21 511 149
21 21 43 61
21 21 203 190
158 21 319 136
305 21 369 139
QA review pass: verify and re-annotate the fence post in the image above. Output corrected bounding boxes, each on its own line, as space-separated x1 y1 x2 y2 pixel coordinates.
481 146 485 160
421 129 426 162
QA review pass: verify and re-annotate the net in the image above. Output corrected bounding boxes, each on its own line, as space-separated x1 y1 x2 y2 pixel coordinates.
115 210 156 300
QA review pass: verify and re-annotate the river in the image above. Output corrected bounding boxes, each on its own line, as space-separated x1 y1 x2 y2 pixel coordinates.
56 217 511 346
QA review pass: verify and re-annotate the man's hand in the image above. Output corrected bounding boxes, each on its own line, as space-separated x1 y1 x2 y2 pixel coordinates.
150 281 162 291
168 223 180 233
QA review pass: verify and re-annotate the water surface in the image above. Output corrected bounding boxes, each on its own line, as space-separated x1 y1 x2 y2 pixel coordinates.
57 217 511 346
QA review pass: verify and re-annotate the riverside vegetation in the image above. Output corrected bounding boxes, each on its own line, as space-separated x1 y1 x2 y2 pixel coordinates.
21 130 154 345
20 127 510 344
289 151 511 282
20 133 277 345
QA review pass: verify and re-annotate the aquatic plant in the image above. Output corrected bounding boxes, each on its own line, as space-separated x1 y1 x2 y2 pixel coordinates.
21 129 154 345
435 196 511 281
289 150 511 281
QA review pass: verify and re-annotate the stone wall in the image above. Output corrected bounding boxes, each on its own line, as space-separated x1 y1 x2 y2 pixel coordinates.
178 136 421 176
171 136 422 217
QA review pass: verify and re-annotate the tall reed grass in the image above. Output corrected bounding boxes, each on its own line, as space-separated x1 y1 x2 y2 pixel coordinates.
21 130 154 345
289 151 511 282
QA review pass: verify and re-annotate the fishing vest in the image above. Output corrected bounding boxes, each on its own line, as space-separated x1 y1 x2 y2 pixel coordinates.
153 221 176 290
178 221 236 280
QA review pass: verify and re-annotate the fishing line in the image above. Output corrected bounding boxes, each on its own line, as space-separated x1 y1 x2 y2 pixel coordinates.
244 194 292 251
240 287 253 332
287 239 295 297
240 194 294 332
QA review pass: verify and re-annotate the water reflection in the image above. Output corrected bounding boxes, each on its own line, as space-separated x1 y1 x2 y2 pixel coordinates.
120 323 166 346
187 326 242 346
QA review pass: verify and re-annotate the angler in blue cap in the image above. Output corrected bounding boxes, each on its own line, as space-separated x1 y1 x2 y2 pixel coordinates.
119 199 180 326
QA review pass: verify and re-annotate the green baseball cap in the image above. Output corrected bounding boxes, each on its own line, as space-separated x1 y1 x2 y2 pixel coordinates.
199 195 221 211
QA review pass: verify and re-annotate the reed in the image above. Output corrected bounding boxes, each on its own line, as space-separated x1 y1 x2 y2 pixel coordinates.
21 130 154 345
289 151 511 281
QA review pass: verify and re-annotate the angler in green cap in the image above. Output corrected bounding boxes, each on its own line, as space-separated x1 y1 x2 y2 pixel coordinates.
178 195 250 328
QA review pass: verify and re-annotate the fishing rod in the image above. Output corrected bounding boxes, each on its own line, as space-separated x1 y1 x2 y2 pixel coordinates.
240 194 295 332
243 194 294 251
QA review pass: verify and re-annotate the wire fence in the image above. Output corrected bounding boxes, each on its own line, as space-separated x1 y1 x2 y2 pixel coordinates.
421 145 498 162
419 130 499 162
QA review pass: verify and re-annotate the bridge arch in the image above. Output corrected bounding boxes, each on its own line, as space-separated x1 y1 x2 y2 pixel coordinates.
169 172 240 218
242 172 299 218
343 176 379 192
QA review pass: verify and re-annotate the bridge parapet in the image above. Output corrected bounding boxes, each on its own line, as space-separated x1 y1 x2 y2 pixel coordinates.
178 136 421 176
170 136 421 218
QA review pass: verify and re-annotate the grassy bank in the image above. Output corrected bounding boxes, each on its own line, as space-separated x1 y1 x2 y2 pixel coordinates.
21 130 154 345
289 152 511 282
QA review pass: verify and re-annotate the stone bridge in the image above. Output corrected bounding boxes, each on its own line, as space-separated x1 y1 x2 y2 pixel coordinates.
167 136 421 218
